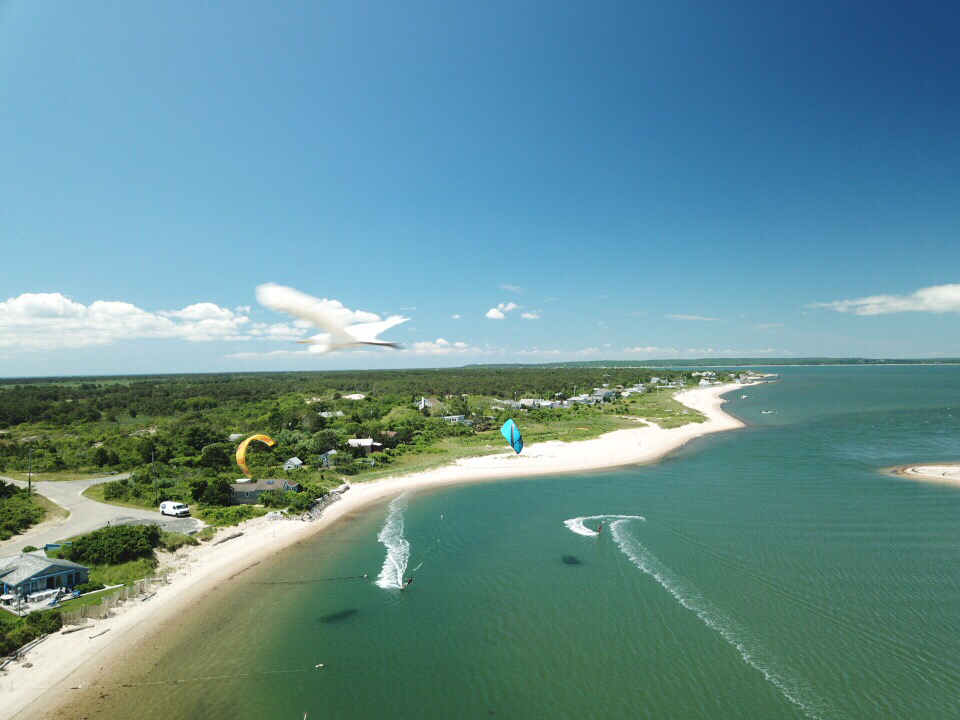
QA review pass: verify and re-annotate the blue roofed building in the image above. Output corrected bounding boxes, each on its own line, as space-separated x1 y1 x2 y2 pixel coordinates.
0 553 90 599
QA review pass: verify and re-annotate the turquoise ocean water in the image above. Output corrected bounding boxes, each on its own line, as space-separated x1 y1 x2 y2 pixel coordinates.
70 367 960 719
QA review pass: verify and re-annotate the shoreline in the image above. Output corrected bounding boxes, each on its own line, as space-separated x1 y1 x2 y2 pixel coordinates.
5 383 746 720
888 462 960 487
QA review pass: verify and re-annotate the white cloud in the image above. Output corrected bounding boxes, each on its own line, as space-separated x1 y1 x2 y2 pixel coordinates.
665 314 728 322
752 322 785 330
520 312 539 320
623 346 678 354
410 338 479 355
485 301 518 319
544 297 559 303
499 283 525 293
451 314 461 319
0 292 254 350
812 283 960 315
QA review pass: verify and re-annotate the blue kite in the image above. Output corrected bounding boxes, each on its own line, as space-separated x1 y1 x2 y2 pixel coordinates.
500 418 524 454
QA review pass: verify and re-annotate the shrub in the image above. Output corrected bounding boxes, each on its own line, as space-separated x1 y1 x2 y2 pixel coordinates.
61 524 161 565
158 531 199 552
21 545 38 553
286 492 314 513
197 504 264 527
74 581 106 594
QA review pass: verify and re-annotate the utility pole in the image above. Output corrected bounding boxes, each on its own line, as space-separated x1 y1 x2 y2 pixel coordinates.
27 448 32 497
152 451 157 505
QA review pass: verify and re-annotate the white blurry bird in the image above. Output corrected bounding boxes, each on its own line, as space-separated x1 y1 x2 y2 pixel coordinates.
256 283 409 354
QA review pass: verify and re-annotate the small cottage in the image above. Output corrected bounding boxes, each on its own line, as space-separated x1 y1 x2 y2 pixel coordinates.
0 554 90 600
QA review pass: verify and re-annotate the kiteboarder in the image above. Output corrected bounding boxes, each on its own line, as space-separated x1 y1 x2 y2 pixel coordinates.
596 522 603 535
401 577 414 591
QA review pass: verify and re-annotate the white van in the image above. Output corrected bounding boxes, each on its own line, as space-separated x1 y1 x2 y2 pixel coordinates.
159 501 190 517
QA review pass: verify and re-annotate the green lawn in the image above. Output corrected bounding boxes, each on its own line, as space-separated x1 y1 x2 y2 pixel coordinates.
30 493 68 522
56 586 121 611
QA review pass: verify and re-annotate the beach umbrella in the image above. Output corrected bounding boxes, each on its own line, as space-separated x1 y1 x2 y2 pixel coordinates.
500 419 524 454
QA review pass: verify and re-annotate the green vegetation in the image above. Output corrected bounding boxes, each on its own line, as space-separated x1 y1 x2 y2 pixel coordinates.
0 609 62 657
0 480 46 540
0 367 716 518
157 531 199 552
58 524 160 565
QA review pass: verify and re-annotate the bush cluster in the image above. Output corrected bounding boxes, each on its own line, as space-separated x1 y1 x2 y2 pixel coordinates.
0 610 62 657
0 482 45 541
60 524 161 565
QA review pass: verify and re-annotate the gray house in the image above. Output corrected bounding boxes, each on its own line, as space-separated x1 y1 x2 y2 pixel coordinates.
230 478 302 505
283 457 304 471
0 554 90 599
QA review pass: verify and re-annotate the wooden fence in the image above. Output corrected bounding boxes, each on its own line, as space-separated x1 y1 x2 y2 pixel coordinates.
60 574 168 626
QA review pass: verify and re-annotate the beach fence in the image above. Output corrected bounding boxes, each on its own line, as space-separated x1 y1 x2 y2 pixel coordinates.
60 574 169 626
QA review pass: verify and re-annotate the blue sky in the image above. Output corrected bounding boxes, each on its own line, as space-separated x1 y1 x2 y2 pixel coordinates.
1 1 959 376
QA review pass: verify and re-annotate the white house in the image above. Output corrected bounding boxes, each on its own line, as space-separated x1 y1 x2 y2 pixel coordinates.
228 433 243 442
418 396 441 411
348 438 383 456
343 393 366 401
319 411 345 418
442 415 468 424
284 457 304 471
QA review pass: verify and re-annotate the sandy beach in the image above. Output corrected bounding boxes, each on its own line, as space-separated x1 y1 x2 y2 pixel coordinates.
3 383 744 720
890 463 960 487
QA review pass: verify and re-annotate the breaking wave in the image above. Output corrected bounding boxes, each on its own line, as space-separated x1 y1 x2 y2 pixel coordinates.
376 493 411 589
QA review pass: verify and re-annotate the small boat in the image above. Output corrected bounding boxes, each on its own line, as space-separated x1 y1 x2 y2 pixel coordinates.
760 410 773 414
740 395 748 399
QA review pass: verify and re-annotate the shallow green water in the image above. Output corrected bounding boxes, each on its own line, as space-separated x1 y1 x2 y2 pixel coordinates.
79 367 960 719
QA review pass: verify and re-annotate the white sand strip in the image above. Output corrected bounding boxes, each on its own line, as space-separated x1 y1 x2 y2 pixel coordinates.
4 383 744 720
891 463 960 487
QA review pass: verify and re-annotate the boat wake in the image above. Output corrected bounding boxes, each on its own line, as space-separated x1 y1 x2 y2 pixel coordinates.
564 515 838 720
563 514 644 536
376 493 411 590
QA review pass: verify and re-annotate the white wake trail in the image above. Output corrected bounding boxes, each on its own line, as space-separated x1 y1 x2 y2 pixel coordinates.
376 493 411 589
563 514 645 537
607 519 838 720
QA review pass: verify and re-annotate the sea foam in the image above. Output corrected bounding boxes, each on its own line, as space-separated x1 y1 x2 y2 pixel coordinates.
376 493 411 589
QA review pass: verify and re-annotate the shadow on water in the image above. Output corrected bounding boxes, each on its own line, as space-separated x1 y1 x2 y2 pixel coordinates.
320 608 359 623
561 555 582 565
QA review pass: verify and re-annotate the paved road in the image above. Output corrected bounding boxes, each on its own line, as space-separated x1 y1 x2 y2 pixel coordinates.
0 474 203 554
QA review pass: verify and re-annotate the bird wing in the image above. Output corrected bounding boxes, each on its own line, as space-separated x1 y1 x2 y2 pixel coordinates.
256 283 352 343
346 315 410 343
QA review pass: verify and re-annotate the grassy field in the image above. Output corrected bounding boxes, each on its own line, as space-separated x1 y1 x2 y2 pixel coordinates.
618 389 707 428
56 586 121 611
30 492 68 522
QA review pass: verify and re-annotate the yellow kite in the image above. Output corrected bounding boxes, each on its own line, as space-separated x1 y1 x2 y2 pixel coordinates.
235 434 276 477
